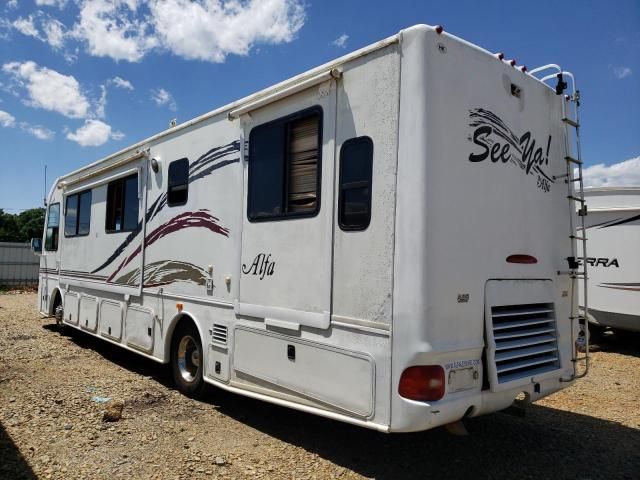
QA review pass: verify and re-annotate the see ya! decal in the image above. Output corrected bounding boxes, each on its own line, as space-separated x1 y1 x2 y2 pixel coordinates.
242 253 275 280
468 108 555 192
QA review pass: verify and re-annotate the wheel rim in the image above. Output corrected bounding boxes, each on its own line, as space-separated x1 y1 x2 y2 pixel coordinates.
177 335 200 383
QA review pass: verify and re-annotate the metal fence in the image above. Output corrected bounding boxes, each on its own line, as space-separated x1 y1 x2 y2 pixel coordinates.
0 242 40 286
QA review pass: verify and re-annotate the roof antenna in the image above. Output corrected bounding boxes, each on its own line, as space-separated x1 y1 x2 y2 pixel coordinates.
169 118 177 128
43 164 47 207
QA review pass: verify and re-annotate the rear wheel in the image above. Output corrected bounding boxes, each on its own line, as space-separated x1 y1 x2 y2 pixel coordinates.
171 322 204 397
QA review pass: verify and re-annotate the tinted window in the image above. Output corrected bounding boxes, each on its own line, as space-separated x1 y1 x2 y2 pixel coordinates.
338 137 373 231
64 190 92 237
106 174 138 233
168 158 189 206
64 194 78 237
45 203 60 251
78 190 92 235
248 107 321 221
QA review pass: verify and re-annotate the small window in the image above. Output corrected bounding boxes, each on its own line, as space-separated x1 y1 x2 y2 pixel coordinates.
248 107 322 221
44 203 60 251
168 158 189 206
64 189 92 237
338 136 373 231
106 174 139 233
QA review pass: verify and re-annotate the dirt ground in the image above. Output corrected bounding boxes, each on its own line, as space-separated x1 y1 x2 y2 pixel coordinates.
1 292 639 480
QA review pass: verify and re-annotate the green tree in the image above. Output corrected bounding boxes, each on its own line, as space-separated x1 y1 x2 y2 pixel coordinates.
17 208 46 242
0 208 45 242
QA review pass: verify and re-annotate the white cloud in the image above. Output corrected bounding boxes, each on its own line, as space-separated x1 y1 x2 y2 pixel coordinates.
0 109 16 127
581 157 640 187
72 0 157 62
148 0 305 62
613 66 632 79
11 13 68 50
6 0 18 10
331 33 348 48
109 76 133 90
150 87 176 111
66 119 122 146
2 61 91 118
35 0 68 8
13 16 40 38
20 122 55 140
96 84 108 118
43 17 66 48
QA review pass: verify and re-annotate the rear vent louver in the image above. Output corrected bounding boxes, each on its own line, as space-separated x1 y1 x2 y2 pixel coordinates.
489 303 560 384
211 324 228 346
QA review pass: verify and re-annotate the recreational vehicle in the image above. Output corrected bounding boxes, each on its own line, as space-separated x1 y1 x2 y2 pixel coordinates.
34 24 588 432
580 187 640 334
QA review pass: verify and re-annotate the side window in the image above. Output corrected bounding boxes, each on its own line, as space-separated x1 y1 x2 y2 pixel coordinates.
168 158 189 206
64 189 92 237
44 203 60 251
106 174 139 233
248 107 322 221
338 137 373 231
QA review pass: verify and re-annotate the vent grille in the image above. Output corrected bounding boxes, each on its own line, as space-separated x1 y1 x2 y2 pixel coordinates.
211 324 228 346
489 303 560 384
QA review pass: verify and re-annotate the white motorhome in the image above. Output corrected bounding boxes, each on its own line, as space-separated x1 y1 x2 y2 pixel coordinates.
580 187 640 333
35 24 587 433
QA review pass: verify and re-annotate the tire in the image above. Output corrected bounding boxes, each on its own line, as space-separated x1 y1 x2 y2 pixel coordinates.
171 322 204 397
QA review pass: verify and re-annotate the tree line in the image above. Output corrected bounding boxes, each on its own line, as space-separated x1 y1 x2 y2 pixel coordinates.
0 208 46 243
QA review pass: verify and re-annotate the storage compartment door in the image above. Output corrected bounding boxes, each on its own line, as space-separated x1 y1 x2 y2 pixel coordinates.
99 299 123 340
79 295 98 332
125 305 154 353
63 292 79 325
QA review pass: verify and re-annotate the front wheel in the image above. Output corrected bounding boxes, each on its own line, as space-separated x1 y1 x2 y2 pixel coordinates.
171 323 204 397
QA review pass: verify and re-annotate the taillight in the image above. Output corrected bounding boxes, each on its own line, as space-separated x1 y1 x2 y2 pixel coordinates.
506 254 538 264
398 365 445 401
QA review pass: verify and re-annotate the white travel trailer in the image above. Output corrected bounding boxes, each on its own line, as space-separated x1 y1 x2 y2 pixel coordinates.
580 187 640 333
35 24 588 433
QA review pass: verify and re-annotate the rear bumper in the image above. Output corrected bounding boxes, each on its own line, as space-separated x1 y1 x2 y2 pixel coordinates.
390 369 573 432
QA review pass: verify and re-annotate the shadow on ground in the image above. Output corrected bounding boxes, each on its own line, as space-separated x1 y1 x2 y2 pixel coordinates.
49 323 640 480
0 423 36 480
592 329 640 359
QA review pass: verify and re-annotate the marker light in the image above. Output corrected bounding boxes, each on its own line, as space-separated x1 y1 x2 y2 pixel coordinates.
176 302 184 312
520 65 527 72
496 52 505 60
435 25 444 34
399 365 445 401
509 59 517 67
506 254 538 264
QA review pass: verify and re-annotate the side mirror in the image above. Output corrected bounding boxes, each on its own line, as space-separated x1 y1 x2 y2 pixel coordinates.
30 237 42 254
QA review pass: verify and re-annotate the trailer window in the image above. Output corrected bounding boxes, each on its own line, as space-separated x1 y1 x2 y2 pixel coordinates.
44 203 60 251
168 158 189 206
248 107 322 221
339 137 373 231
64 189 92 237
106 174 139 233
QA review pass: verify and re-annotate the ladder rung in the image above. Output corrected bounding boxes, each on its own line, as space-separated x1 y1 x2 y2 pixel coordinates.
570 235 586 240
567 195 585 202
553 173 569 179
569 177 583 182
562 117 580 128
565 156 582 164
557 270 586 277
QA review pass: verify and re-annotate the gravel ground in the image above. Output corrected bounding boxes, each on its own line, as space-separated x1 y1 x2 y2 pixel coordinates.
1 292 639 480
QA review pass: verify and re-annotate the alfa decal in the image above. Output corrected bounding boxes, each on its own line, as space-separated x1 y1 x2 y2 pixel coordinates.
468 108 554 192
242 253 276 280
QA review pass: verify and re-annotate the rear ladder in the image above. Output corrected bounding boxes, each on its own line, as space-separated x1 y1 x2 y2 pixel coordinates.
530 65 589 379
